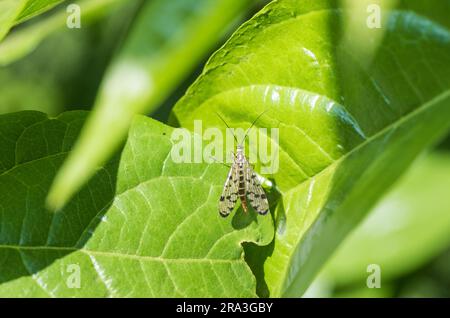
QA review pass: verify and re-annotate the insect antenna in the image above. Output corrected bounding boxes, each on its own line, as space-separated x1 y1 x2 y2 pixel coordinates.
239 109 271 146
215 111 238 144
209 156 231 168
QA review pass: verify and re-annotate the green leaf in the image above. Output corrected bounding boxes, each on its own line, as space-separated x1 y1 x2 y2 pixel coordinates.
318 153 450 287
0 0 64 42
0 0 124 66
0 111 273 297
47 0 254 211
15 0 65 24
172 0 450 296
0 0 26 42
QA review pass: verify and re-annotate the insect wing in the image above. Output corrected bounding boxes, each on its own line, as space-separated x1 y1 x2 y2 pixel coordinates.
218 164 239 217
246 164 269 215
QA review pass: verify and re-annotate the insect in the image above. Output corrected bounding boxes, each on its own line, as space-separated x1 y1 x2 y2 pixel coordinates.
217 112 270 217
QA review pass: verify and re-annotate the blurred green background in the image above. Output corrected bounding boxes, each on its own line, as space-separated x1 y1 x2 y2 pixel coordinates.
0 0 449 297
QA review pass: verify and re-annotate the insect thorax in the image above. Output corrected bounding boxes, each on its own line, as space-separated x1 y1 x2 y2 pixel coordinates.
235 145 246 163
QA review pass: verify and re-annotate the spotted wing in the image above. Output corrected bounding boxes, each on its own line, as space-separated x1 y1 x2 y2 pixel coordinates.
218 164 239 217
246 164 269 215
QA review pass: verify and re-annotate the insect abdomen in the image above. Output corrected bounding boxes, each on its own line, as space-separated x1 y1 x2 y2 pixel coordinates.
238 164 248 213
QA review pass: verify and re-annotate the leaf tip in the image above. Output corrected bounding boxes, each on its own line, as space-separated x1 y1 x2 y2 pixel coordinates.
45 178 68 212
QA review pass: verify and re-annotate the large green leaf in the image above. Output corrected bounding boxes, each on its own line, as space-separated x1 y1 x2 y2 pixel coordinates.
0 111 273 297
46 0 254 211
172 0 450 296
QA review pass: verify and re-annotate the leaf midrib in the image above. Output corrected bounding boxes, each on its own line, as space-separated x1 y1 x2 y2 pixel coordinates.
0 244 242 264
1 173 240 264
